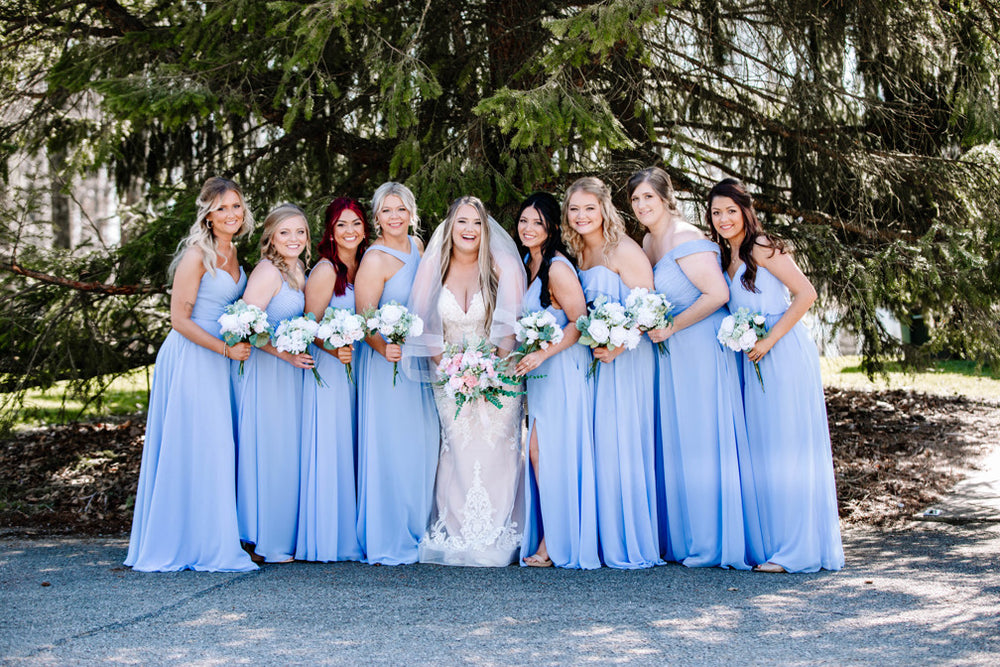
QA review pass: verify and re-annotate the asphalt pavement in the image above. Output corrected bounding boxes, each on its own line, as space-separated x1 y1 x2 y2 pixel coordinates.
2 517 999 665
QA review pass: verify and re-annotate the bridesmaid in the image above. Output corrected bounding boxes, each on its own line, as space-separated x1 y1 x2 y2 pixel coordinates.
354 182 440 565
707 178 844 573
126 176 256 572
295 198 369 562
628 167 762 569
563 177 660 569
515 192 599 570
234 203 314 564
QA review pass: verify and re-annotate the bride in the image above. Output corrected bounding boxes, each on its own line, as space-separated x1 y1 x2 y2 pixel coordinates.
404 195 527 566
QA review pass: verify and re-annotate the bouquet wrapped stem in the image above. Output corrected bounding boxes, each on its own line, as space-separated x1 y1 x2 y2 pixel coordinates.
575 295 642 377
217 299 272 376
625 287 674 356
362 301 424 386
273 314 324 386
717 307 769 391
316 307 367 386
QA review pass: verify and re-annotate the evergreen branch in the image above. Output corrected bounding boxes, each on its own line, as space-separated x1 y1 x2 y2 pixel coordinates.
2 260 165 295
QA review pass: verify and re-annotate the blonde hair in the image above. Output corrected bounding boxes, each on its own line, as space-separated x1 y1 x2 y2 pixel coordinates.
169 177 254 278
561 176 626 262
439 196 499 332
259 203 310 291
370 181 421 236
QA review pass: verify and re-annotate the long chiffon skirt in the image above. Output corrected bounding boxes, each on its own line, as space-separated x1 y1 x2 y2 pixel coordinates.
126 330 256 572
520 344 600 569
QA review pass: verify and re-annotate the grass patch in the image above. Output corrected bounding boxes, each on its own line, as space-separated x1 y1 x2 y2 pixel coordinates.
8 366 151 430
821 356 1000 401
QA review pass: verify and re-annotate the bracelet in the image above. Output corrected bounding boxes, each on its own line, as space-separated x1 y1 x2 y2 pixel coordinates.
222 342 230 359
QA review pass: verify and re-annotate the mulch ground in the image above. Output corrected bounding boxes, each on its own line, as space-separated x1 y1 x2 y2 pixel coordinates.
1 388 997 536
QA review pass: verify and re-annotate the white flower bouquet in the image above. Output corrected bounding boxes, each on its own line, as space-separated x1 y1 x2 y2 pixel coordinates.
717 307 769 390
361 300 424 385
575 295 642 376
513 309 564 357
434 339 523 420
315 307 367 385
624 287 674 355
273 314 324 386
218 299 272 376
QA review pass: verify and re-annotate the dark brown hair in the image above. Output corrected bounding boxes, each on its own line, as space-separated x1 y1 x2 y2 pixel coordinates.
705 178 785 293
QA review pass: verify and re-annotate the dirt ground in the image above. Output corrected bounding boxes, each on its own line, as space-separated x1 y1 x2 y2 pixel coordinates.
1 388 997 535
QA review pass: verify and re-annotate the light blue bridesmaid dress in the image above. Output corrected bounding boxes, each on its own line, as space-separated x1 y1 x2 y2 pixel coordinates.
727 264 845 572
578 265 660 569
653 240 763 569
295 261 363 562
355 237 440 565
234 270 305 563
126 267 256 572
519 256 600 569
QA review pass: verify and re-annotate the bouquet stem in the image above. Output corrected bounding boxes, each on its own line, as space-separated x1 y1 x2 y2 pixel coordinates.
392 361 399 386
753 360 764 391
345 362 354 386
311 367 326 387
238 360 245 376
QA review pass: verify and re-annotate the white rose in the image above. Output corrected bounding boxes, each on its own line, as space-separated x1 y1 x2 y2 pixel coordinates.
609 325 628 348
380 304 404 326
587 319 610 344
754 315 766 326
409 317 424 337
738 329 758 351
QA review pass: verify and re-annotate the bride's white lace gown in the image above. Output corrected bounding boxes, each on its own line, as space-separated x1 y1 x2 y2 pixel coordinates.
418 287 525 566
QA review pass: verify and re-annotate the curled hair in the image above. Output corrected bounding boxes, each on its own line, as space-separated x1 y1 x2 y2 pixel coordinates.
370 181 421 236
317 197 371 297
516 192 573 309
626 166 680 215
169 176 254 278
439 196 499 332
260 203 310 291
561 176 626 263
705 178 786 293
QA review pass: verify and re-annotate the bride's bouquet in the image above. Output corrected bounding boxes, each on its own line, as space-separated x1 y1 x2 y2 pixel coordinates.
624 287 674 355
361 301 424 385
273 314 324 386
218 299 271 376
717 307 769 390
315 307 367 385
576 295 642 377
434 339 524 420
512 309 564 357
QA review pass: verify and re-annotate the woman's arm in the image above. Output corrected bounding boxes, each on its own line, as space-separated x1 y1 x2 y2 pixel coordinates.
304 261 346 360
355 251 400 362
745 243 817 363
169 249 249 361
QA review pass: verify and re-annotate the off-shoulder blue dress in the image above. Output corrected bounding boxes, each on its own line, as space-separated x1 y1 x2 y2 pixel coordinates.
519 256 600 569
727 264 844 572
234 275 305 563
578 265 660 569
126 267 256 572
653 240 762 568
295 261 363 562
355 238 440 565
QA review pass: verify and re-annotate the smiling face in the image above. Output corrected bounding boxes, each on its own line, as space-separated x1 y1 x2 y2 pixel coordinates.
271 215 309 261
709 195 745 246
566 190 604 238
450 203 483 254
630 181 668 230
205 189 245 239
517 206 548 251
376 194 411 238
333 209 365 253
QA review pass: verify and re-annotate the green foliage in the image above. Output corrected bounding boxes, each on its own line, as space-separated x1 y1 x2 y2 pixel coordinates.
1 0 999 422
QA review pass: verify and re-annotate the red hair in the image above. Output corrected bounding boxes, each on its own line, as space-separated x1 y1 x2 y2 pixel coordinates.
317 197 371 297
